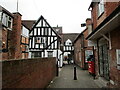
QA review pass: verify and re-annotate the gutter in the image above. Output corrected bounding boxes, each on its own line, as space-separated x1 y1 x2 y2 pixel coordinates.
86 5 120 40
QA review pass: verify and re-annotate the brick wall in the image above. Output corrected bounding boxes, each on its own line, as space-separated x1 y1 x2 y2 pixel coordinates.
2 28 8 60
9 13 22 59
2 57 56 88
91 3 98 30
74 37 81 67
106 2 120 17
108 27 120 88
91 2 120 30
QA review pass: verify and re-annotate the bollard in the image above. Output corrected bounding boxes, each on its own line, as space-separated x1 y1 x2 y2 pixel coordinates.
74 66 77 80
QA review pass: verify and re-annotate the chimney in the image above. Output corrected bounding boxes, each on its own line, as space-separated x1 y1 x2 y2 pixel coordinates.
9 12 22 59
86 18 92 34
86 18 92 27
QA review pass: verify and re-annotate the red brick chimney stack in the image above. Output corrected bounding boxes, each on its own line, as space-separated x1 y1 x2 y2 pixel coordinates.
86 18 92 34
10 12 22 59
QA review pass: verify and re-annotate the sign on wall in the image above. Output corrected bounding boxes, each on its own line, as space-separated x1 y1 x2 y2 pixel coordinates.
88 40 97 47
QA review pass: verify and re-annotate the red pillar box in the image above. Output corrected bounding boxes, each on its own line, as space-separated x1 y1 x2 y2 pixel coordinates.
88 61 95 74
87 55 95 75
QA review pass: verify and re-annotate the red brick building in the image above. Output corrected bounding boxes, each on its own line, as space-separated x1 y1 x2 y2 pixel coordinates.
74 19 93 69
0 6 29 60
87 1 120 88
0 6 14 60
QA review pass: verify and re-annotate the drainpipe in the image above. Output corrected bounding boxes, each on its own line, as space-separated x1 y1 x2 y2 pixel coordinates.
93 46 96 79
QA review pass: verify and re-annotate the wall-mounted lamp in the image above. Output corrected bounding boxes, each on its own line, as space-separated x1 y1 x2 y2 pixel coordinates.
81 23 86 27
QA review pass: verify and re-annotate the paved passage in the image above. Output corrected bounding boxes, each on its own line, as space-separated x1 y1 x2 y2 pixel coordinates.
47 64 99 88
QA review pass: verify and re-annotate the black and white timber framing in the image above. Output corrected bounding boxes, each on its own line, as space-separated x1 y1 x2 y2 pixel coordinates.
29 16 61 58
63 39 74 52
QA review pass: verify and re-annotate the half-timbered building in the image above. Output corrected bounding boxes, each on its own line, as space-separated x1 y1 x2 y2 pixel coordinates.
29 16 62 66
62 33 79 64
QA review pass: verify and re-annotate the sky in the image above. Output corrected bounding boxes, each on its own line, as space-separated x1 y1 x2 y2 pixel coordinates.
0 0 92 33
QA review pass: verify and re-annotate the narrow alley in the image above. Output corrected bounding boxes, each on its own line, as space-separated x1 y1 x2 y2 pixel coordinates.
47 65 99 88
1 1 120 89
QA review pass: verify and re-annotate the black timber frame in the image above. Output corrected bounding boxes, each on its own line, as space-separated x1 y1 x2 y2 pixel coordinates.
29 15 61 52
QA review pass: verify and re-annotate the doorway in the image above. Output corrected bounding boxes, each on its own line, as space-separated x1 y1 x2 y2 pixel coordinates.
98 39 109 80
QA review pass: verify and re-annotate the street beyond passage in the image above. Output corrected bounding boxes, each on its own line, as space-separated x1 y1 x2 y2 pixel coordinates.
47 64 99 88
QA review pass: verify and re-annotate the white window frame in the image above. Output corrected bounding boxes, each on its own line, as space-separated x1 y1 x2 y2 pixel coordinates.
0 12 2 22
7 16 13 29
2 13 13 30
98 0 104 17
116 49 120 70
116 49 120 64
2 13 7 26
21 25 29 37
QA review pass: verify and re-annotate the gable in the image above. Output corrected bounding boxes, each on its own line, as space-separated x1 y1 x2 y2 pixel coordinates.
29 15 61 51
30 15 60 38
65 39 72 45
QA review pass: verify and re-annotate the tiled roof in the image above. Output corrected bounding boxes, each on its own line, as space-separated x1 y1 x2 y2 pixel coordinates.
62 33 79 43
22 20 36 30
53 26 63 34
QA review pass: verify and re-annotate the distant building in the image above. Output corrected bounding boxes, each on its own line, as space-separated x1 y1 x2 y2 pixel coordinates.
74 18 93 69
62 33 79 64
53 26 79 65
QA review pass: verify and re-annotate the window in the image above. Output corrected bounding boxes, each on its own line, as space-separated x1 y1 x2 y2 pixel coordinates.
0 12 2 22
35 37 40 43
48 51 53 57
35 37 44 44
98 0 104 17
116 49 120 70
1 13 13 30
69 42 72 45
25 45 29 52
32 52 41 58
2 13 7 26
21 26 29 37
8 16 12 29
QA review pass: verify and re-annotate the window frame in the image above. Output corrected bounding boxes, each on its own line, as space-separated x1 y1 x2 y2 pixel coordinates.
32 52 41 58
1 12 13 30
98 0 105 17
0 12 2 22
